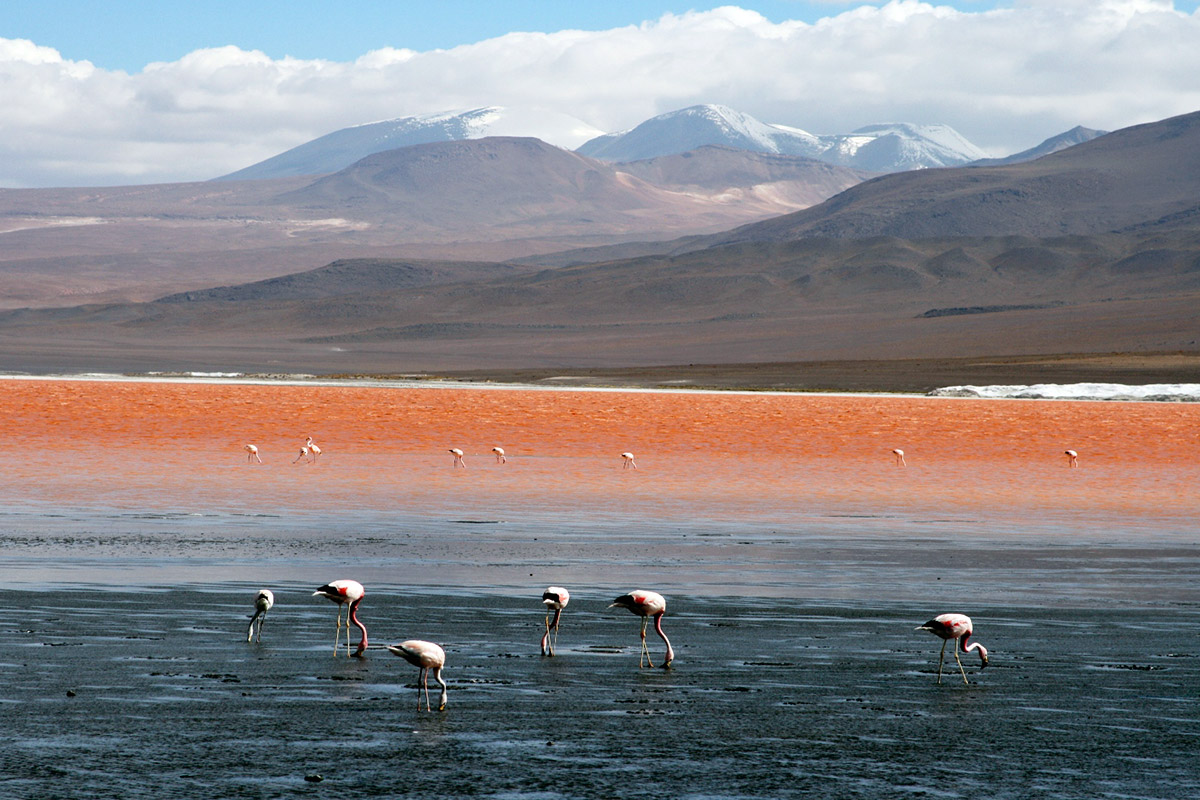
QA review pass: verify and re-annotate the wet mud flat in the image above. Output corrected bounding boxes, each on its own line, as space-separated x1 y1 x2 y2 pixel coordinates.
1 587 1197 800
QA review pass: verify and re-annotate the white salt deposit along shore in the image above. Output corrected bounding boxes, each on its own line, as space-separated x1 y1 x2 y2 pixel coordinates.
928 383 1200 401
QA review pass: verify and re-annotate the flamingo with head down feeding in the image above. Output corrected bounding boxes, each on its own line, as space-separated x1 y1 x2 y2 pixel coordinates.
916 613 989 684
247 589 273 642
388 640 447 711
540 586 569 656
245 444 262 464
492 447 507 464
312 580 367 657
609 590 673 668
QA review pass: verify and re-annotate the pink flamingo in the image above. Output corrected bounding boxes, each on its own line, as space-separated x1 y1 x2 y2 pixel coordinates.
449 448 466 468
621 452 637 470
293 445 310 464
892 448 906 466
247 589 273 643
492 447 507 464
916 613 989 684
1065 449 1078 467
609 590 673 668
305 437 321 462
313 580 367 657
540 586 570 656
387 640 447 711
244 444 262 464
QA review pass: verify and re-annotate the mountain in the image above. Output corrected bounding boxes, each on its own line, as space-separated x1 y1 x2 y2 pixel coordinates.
576 104 987 172
2 110 1197 383
704 110 1200 245
970 126 1108 167
271 136 873 238
0 138 870 308
216 107 605 181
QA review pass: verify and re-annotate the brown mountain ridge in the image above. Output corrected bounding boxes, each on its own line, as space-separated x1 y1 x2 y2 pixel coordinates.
0 111 1198 386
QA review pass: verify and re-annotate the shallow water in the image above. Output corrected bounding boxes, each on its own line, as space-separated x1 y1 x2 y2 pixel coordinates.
0 381 1197 798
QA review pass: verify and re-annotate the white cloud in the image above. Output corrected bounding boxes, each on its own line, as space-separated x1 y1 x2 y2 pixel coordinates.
2 1 1199 187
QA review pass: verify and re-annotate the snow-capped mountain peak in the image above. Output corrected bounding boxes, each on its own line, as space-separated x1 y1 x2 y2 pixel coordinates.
577 106 985 172
217 106 604 181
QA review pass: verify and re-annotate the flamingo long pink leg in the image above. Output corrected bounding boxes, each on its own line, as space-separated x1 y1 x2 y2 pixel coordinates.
640 617 654 668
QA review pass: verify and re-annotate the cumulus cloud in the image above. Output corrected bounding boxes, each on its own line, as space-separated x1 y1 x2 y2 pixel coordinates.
2 0 1199 187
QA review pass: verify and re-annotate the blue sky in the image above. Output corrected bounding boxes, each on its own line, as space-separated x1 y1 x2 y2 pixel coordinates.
5 1 1022 72
2 1 1199 186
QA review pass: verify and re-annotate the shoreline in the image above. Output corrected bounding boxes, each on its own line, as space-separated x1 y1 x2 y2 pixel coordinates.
3 350 1198 394
2 367 1197 402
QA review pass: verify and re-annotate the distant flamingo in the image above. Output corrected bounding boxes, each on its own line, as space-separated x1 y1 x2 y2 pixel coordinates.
492 447 507 464
892 448 906 466
449 448 466 468
916 613 989 684
247 589 273 643
305 437 321 462
387 640 447 711
609 590 673 668
293 445 310 464
621 452 637 470
244 444 262 464
312 580 367 657
1065 449 1078 467
541 586 570 656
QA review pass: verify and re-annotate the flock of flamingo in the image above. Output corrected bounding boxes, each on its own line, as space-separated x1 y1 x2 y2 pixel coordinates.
245 579 986 713
232 435 1041 710
244 580 679 712
247 440 1079 470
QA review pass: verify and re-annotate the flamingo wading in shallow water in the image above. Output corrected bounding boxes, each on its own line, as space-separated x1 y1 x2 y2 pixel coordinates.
450 448 466 468
892 448 906 466
541 586 569 656
313 580 367 657
492 447 506 464
305 437 321 462
1065 449 1078 467
244 444 262 464
388 640 447 712
621 452 637 470
247 589 273 643
916 613 989 684
610 590 674 668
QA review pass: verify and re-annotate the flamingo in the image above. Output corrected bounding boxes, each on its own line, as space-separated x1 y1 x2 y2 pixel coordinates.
449 448 466 468
916 613 989 684
1065 449 1078 468
387 640 447 711
541 586 570 656
293 445 310 464
609 590 673 668
621 452 637 470
312 580 367 657
892 448 906 466
492 447 507 464
305 437 321 462
245 444 262 464
247 589 274 642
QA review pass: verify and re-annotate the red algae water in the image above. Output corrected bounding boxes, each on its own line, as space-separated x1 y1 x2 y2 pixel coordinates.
3 378 1197 528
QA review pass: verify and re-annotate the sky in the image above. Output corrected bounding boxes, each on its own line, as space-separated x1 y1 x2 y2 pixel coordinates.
2 0 1199 187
